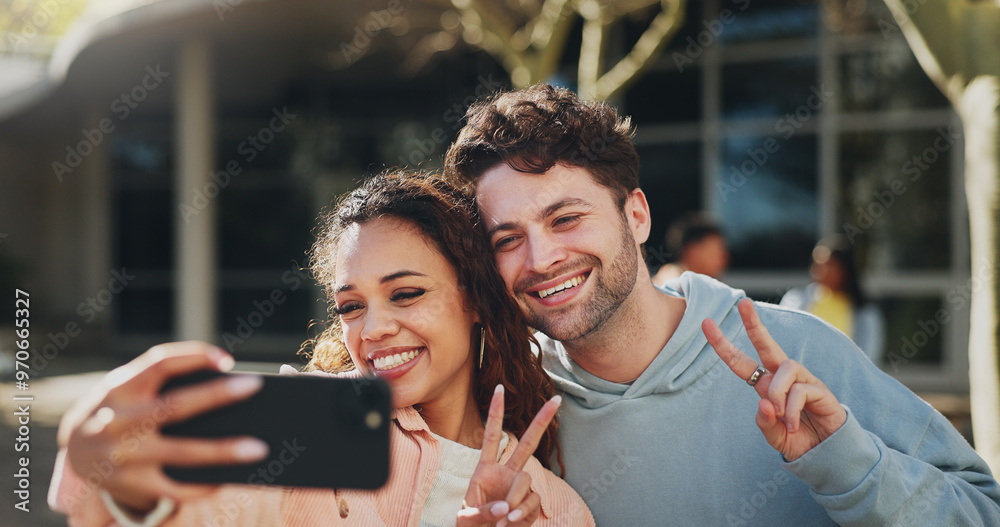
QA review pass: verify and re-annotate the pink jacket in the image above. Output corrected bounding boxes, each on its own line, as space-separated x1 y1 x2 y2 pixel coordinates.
48 405 595 526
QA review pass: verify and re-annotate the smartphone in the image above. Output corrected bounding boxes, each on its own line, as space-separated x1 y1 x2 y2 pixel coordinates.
159 369 391 489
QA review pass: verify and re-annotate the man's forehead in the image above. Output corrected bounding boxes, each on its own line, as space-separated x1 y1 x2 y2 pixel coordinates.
476 180 604 232
475 163 598 203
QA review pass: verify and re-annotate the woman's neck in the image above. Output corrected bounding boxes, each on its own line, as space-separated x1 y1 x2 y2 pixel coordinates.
416 387 484 449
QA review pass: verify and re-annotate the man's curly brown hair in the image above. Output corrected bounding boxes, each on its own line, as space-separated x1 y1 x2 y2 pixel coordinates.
444 83 641 207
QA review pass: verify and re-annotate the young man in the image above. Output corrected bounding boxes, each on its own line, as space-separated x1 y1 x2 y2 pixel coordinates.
445 84 1000 526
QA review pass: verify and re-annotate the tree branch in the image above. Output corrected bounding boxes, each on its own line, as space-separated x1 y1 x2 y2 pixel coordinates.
593 0 685 100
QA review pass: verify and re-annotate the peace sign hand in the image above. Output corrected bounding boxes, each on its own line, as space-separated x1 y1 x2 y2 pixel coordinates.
701 299 847 461
457 385 561 527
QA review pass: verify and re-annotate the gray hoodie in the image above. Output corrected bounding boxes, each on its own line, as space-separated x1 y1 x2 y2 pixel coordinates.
542 272 1000 526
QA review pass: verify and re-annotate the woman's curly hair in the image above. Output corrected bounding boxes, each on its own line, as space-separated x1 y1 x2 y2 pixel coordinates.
300 169 561 469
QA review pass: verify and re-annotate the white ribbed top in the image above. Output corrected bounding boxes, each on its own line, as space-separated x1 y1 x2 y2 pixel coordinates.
419 431 509 527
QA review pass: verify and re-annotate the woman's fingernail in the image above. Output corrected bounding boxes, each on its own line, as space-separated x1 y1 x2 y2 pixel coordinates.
507 508 524 522
490 501 509 516
213 348 235 371
234 438 269 460
552 395 562 406
228 375 263 396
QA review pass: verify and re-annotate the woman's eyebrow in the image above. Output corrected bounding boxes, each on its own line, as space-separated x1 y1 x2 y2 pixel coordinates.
379 270 427 284
333 270 428 294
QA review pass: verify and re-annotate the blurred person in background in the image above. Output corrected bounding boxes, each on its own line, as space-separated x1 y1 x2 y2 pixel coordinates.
651 213 730 286
781 234 885 365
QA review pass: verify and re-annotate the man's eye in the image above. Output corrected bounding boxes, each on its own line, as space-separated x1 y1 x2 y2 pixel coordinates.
391 289 425 302
554 215 579 227
494 236 517 250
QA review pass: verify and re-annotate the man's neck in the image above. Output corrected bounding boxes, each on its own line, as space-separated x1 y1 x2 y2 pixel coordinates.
562 279 686 383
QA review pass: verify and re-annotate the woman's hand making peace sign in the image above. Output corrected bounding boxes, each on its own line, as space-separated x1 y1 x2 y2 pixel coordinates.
457 385 561 527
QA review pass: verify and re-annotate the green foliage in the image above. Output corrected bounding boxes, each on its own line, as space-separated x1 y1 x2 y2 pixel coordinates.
0 0 90 52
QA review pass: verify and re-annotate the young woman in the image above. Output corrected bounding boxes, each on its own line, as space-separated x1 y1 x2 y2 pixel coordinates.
780 234 885 364
49 170 594 526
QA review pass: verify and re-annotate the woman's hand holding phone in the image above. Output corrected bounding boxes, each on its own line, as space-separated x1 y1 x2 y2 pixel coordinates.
57 342 268 514
458 385 561 527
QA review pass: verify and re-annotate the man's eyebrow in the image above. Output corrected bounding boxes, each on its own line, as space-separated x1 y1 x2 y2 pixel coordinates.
333 270 428 294
485 197 592 239
486 221 518 239
540 198 590 221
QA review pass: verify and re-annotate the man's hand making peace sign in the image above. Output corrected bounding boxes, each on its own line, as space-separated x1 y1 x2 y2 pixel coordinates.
702 299 848 461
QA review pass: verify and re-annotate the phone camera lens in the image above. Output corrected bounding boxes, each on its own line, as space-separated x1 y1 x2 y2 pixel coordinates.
364 410 383 430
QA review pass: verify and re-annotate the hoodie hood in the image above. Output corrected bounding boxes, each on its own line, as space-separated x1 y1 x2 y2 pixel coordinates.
540 271 749 408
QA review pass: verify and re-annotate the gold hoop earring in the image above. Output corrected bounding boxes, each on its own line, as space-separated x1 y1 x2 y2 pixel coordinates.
479 326 486 369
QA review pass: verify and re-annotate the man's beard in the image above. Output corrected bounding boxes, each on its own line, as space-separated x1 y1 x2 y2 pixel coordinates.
517 219 639 343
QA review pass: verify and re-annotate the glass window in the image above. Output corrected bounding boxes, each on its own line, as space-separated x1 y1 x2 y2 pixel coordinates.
822 0 899 36
627 68 703 124
720 0 818 45
218 287 318 340
879 295 945 369
717 134 818 269
118 289 173 334
116 190 174 269
839 42 950 113
217 115 297 171
637 141 703 268
219 188 315 270
838 129 954 271
111 132 173 178
722 57 818 119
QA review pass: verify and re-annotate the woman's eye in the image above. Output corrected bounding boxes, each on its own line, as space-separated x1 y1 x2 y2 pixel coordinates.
334 302 361 316
391 289 425 302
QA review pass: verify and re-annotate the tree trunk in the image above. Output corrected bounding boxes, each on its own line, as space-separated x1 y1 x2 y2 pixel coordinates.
882 0 1000 473
961 77 1000 473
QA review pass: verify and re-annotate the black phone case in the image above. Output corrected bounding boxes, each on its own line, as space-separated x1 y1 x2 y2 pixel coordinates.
160 370 391 489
